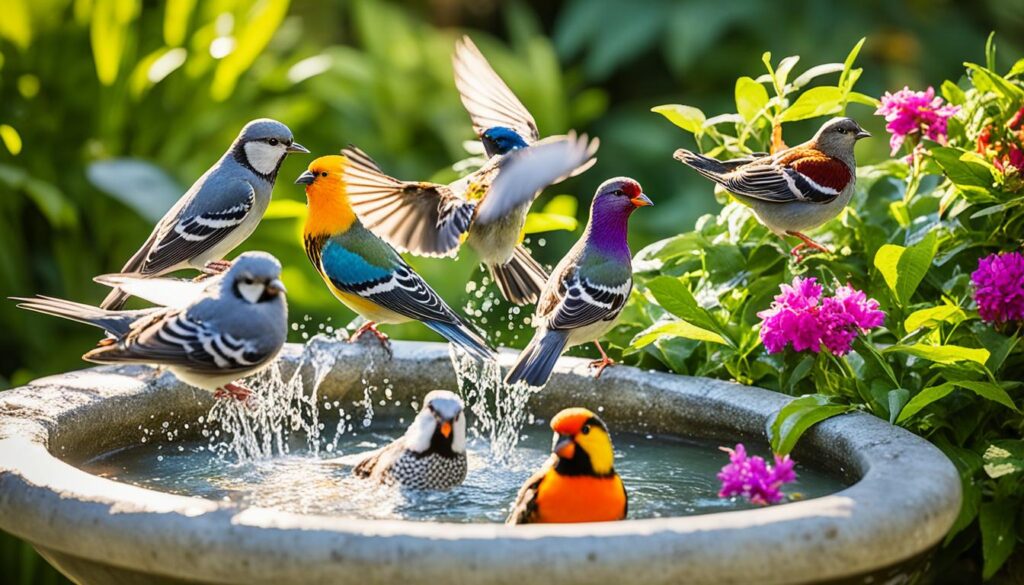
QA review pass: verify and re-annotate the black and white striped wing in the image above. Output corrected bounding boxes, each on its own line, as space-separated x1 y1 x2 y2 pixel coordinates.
545 271 631 331
722 163 840 204
453 36 539 143
342 146 474 258
475 133 598 226
141 182 256 274
328 262 461 325
85 310 269 375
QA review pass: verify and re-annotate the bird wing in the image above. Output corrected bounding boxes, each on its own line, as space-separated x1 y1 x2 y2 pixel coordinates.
475 133 598 226
720 148 850 204
342 146 474 258
318 236 466 326
352 438 406 479
93 274 214 309
506 456 556 525
84 309 271 376
539 263 631 332
453 36 539 143
140 181 257 274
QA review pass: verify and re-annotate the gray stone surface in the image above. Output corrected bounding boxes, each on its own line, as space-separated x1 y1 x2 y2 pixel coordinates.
0 339 962 585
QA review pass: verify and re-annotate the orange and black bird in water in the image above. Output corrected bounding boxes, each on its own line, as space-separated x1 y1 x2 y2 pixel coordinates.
506 407 627 524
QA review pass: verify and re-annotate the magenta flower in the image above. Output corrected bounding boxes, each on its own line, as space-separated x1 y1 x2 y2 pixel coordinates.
757 277 885 356
972 251 1024 324
876 87 960 156
717 444 797 505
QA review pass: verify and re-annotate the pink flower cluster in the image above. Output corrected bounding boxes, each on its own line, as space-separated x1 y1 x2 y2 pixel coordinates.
972 251 1024 324
757 277 885 356
717 444 796 505
876 86 960 156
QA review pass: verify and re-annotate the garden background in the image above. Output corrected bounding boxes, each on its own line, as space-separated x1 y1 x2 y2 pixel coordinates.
1 0 1022 583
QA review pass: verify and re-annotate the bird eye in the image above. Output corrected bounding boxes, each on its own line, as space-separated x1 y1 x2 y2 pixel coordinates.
320 171 328 177
581 424 591 435
268 138 279 146
836 128 848 134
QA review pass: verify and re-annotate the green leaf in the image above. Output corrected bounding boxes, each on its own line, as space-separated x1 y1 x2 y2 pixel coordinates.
631 320 726 349
839 38 866 89
965 62 1024 102
212 0 290 101
931 147 996 188
985 32 997 71
873 231 937 306
735 76 769 122
783 355 816 392
645 276 720 334
845 92 880 107
896 383 956 423
982 441 1024 479
163 0 197 46
0 0 31 50
980 499 1018 580
651 104 706 135
790 63 844 90
904 305 967 332
1008 58 1024 79
91 0 140 85
774 56 799 88
853 337 899 388
0 124 22 156
779 86 844 122
886 388 910 424
886 343 990 366
941 80 967 105
769 394 853 455
953 380 1019 413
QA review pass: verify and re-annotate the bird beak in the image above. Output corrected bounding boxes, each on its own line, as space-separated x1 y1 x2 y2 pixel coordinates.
267 278 287 295
287 142 310 154
554 434 576 459
631 193 654 207
855 129 871 140
439 421 453 438
295 170 316 185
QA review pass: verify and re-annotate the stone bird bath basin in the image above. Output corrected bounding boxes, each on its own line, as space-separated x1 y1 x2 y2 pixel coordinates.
0 339 960 585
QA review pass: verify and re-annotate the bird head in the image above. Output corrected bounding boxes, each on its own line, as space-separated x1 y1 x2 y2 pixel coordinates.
549 407 616 476
295 156 358 233
812 117 870 159
403 390 467 455
223 251 287 305
592 177 653 217
236 119 308 177
481 126 529 157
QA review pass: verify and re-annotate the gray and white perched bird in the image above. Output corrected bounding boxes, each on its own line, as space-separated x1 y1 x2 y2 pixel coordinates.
505 178 652 388
350 390 468 490
14 251 289 401
101 119 308 309
673 117 869 261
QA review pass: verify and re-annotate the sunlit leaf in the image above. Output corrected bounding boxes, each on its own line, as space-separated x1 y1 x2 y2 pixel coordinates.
982 441 1024 479
0 0 31 49
164 0 197 47
790 63 843 89
631 320 726 348
779 86 843 122
886 388 910 424
769 394 853 455
897 380 1014 424
211 0 290 101
839 38 866 89
885 343 989 365
0 125 22 156
873 231 937 306
904 305 966 332
735 76 769 122
91 0 139 85
651 104 705 135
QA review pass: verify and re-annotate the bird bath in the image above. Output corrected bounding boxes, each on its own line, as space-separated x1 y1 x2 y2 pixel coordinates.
0 339 961 585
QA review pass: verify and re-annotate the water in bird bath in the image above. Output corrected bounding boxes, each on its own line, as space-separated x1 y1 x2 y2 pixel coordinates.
78 415 845 522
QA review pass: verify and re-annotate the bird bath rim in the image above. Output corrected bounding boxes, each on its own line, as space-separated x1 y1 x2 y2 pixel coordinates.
0 339 961 585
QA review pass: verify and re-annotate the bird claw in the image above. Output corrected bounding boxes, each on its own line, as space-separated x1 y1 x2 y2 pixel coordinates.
589 356 616 379
214 382 254 404
349 322 393 359
786 232 830 263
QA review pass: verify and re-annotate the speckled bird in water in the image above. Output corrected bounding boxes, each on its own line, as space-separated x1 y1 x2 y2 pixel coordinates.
350 390 468 490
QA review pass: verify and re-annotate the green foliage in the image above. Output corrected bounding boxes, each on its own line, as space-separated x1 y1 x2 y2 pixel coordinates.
621 39 1024 580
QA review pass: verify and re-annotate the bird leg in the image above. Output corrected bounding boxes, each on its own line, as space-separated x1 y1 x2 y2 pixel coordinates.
786 231 830 262
350 321 393 358
214 382 253 403
589 341 616 379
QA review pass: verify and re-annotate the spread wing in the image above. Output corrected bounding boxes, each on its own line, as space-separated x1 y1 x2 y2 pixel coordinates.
352 438 406 479
475 133 598 226
717 149 850 204
539 264 631 332
506 456 556 525
140 181 256 274
84 310 270 376
453 36 539 143
342 146 474 258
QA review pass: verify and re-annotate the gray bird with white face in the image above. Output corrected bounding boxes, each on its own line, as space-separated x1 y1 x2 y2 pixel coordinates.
101 119 308 309
351 390 468 490
15 251 289 401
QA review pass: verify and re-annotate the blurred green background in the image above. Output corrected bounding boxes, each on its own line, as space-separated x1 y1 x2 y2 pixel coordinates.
1 0 1022 582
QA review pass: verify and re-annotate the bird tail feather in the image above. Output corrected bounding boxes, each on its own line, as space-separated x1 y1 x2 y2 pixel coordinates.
488 246 549 306
504 329 570 388
100 226 163 310
672 148 732 183
13 295 138 336
425 319 496 362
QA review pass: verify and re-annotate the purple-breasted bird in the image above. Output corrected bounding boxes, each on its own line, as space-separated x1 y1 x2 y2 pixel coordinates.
505 178 652 388
341 36 598 306
674 117 869 261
